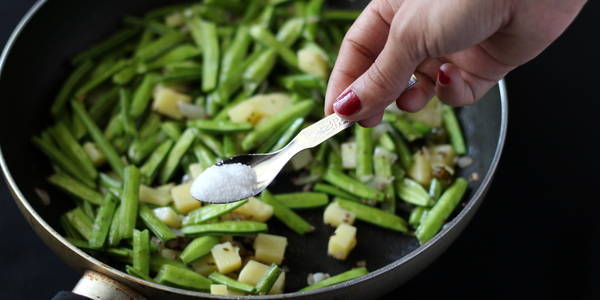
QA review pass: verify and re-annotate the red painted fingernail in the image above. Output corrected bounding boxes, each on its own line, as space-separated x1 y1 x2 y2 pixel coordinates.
333 90 361 116
438 69 450 85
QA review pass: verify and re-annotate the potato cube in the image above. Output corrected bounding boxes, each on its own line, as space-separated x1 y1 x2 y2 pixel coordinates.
253 233 287 265
83 142 105 167
171 181 200 214
340 142 357 169
140 185 172 206
298 45 329 78
228 93 292 126
238 260 285 293
153 207 181 228
210 284 228 295
323 202 356 227
291 149 313 170
233 197 273 222
408 148 432 187
152 85 192 119
188 163 204 179
190 254 217 276
211 242 242 274
328 223 357 260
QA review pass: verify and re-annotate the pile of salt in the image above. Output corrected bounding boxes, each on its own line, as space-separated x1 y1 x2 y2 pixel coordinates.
190 163 258 203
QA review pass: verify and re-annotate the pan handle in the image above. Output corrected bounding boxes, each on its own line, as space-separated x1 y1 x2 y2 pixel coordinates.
52 270 146 300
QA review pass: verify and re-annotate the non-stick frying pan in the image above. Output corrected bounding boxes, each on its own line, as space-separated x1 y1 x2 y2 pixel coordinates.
0 0 508 299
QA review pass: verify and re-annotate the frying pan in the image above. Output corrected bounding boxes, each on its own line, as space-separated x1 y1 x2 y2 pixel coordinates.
0 0 508 299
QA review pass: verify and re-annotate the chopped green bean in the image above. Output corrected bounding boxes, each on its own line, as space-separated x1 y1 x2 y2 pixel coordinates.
409 206 425 228
74 59 130 99
442 105 467 155
128 132 165 164
274 192 328 209
133 229 150 276
88 194 117 249
335 198 408 232
89 87 120 124
303 0 325 41
140 140 173 184
130 73 159 118
300 267 368 291
48 173 103 205
65 207 94 241
193 143 217 169
126 265 154 282
355 125 374 182
397 178 433 207
195 131 223 157
108 204 123 247
222 135 237 158
159 128 196 184
119 88 138 136
313 183 360 202
182 221 268 236
189 18 219 92
187 119 252 133
135 31 186 62
179 236 219 264
161 121 182 140
51 60 94 116
32 136 94 187
139 113 162 138
208 272 256 294
373 147 395 213
270 117 304 152
260 190 314 234
323 168 384 201
139 204 176 242
155 265 211 291
120 166 140 239
255 264 282 293
71 28 139 65
250 25 298 68
182 200 249 226
50 122 98 181
429 178 443 201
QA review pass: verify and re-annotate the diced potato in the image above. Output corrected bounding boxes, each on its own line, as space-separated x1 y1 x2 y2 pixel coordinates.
152 85 192 119
190 254 217 276
429 144 456 170
160 248 180 260
83 142 106 167
323 202 356 227
298 44 329 78
171 181 200 214
291 149 313 171
153 207 182 228
340 141 357 169
232 197 273 222
408 148 432 187
140 185 172 206
328 223 357 260
210 284 228 295
228 93 292 126
211 242 242 274
238 260 285 294
253 233 287 265
188 163 204 179
405 97 443 127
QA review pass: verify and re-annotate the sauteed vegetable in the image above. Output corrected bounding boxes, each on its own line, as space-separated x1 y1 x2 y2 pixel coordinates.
33 0 469 295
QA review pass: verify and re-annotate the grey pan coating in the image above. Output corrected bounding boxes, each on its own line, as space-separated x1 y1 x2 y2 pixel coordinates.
0 0 507 299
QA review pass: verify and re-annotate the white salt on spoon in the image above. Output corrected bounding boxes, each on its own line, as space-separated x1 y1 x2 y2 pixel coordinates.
190 163 258 203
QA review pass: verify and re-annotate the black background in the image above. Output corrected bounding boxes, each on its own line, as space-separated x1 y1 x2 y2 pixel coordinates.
1 1 598 299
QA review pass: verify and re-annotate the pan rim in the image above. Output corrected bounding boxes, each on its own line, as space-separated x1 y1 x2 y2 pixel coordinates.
0 0 509 298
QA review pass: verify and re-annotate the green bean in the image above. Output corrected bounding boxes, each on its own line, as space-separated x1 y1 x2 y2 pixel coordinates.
409 206 425 228
416 178 468 243
155 265 211 291
144 44 200 71
89 87 119 124
442 105 467 155
158 67 203 83
134 29 154 57
378 132 396 152
182 221 268 236
396 178 433 207
130 73 159 118
88 194 117 249
327 143 343 171
274 192 328 209
112 65 138 85
51 60 94 117
161 121 182 140
126 265 153 282
280 74 325 91
313 183 360 202
373 148 395 213
300 267 368 291
139 113 162 138
71 28 139 65
193 143 217 169
355 125 374 182
429 178 443 201
48 173 103 205
150 255 187 273
128 132 165 164
65 207 94 241
60 214 83 240
323 168 384 201
260 190 314 234
74 59 130 99
120 166 140 239
188 18 219 92
179 236 219 264
335 198 408 232
257 119 293 153
123 16 176 35
187 119 252 133
81 199 95 220
222 135 237 158
270 117 304 152
70 109 88 140
112 136 131 154
323 9 361 21
196 131 224 157
135 31 186 62
389 130 413 169
182 200 249 226
256 4 275 28
50 122 98 181
159 128 196 184
108 204 123 247
139 204 176 242
242 100 314 151
72 102 125 178
133 229 150 276
249 25 298 68
119 88 138 136
186 4 230 24
214 50 262 104
220 26 252 82
103 114 124 140
140 140 173 184
208 272 256 294
303 0 325 41
255 264 282 294
383 113 427 142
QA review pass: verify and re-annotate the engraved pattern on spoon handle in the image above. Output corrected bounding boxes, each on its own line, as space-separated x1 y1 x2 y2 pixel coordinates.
291 75 418 149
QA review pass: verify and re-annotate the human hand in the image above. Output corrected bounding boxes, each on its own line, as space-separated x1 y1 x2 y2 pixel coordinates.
325 0 587 126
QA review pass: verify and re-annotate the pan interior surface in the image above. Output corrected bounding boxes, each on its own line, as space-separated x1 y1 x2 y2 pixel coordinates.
0 0 505 298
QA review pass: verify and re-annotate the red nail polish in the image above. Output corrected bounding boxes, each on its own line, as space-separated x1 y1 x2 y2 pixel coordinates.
438 69 450 85
333 90 361 116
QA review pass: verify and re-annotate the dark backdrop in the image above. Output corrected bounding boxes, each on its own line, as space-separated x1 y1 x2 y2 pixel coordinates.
1 1 598 299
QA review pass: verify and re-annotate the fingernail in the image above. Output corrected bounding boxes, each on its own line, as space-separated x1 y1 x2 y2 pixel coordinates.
437 69 450 85
333 90 361 116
